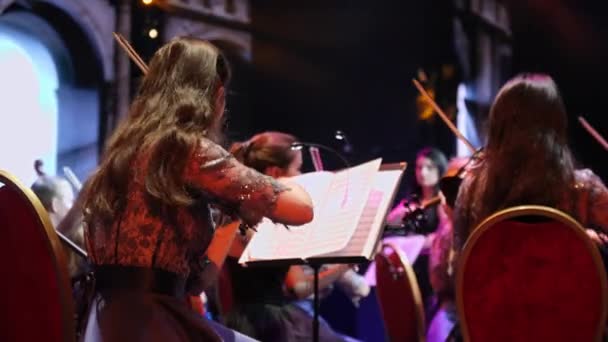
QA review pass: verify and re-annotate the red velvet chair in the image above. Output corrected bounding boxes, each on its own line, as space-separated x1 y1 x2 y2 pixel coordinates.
0 170 75 342
375 242 426 342
456 205 608 342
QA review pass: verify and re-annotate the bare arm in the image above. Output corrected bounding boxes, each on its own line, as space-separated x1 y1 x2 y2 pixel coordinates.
272 177 314 225
386 200 407 226
284 264 351 300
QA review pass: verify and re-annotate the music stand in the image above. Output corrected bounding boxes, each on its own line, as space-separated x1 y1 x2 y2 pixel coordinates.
240 161 406 342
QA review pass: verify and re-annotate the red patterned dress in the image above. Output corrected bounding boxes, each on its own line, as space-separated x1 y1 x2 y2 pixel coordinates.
84 137 286 342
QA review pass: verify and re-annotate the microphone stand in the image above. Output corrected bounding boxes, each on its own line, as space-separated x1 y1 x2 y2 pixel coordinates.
291 142 351 169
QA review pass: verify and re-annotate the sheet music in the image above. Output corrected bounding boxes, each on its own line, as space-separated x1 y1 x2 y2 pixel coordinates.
302 158 381 256
317 168 405 259
361 169 405 257
239 159 382 263
239 171 334 262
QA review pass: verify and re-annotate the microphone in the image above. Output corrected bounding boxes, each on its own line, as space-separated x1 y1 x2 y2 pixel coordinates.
334 130 353 153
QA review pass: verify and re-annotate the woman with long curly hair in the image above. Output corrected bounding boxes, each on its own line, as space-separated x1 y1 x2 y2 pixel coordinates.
80 37 313 342
453 74 608 250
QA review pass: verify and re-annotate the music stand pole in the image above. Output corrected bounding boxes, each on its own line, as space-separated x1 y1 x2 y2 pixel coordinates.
312 262 320 342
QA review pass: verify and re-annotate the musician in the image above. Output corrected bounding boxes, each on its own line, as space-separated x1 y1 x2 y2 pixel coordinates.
223 131 365 342
386 147 448 235
29 165 90 279
453 73 608 255
447 74 608 337
385 147 448 317
80 37 313 341
31 167 75 228
426 156 470 341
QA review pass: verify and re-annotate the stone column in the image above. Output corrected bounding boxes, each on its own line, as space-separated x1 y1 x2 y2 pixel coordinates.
112 0 131 123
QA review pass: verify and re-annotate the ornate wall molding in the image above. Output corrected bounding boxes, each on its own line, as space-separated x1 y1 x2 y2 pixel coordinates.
1 0 115 81
161 0 250 25
164 15 251 61
38 0 115 81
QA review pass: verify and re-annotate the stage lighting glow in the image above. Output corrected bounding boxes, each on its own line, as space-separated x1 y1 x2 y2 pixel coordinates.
0 32 58 186
148 28 159 39
142 0 154 5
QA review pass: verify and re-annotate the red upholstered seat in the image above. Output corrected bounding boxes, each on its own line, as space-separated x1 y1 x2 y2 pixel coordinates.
0 171 75 342
375 242 426 342
457 205 608 342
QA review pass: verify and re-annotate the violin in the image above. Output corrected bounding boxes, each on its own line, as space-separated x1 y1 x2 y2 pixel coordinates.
384 195 442 236
438 148 483 209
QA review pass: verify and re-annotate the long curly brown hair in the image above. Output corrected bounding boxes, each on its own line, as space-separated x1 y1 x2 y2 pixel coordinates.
82 37 231 229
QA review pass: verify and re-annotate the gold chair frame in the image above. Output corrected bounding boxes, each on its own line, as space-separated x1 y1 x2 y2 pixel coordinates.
455 205 608 342
376 241 426 342
0 170 75 342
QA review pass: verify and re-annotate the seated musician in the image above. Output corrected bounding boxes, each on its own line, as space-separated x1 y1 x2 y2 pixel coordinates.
222 131 366 342
426 156 471 341
445 73 608 336
453 73 608 262
79 38 313 341
30 162 86 278
385 147 449 315
30 160 75 228
386 147 448 236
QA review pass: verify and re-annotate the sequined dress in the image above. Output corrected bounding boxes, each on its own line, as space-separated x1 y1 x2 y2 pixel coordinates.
83 137 287 342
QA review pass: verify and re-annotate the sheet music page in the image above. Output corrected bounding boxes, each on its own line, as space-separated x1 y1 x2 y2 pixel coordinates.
297 158 382 257
239 160 383 263
316 168 405 259
239 171 334 263
361 169 405 257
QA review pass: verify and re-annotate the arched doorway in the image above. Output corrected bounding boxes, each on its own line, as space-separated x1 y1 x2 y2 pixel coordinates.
0 3 106 185
0 24 59 186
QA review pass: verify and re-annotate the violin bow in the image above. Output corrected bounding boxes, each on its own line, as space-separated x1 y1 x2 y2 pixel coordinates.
113 32 149 74
578 116 608 152
63 166 82 191
412 79 476 154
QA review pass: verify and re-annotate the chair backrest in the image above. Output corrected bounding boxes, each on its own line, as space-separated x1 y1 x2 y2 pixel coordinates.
0 170 75 342
375 242 426 342
456 205 608 342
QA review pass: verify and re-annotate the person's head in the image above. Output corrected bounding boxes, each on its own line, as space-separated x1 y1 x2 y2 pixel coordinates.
414 147 448 194
132 37 231 144
83 37 231 227
487 74 569 159
31 176 75 226
230 132 302 178
479 73 574 213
